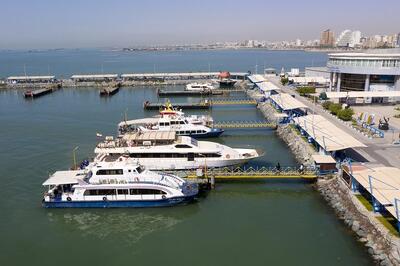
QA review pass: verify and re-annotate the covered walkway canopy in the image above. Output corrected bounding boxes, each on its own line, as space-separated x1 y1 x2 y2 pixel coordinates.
71 74 118 81
248 74 266 83
257 81 281 93
270 93 307 110
7 75 56 83
294 114 367 151
326 91 400 99
351 166 400 221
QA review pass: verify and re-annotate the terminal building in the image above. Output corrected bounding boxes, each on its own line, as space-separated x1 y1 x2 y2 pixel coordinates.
307 49 400 104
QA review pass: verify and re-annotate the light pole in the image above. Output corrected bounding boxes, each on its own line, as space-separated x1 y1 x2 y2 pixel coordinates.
394 198 400 234
72 146 79 170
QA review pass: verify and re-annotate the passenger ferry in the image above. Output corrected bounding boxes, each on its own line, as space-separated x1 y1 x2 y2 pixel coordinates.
42 158 198 208
185 82 215 91
94 131 260 170
119 104 223 138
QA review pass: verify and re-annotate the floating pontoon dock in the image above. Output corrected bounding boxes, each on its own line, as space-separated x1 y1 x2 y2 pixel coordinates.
24 87 55 98
100 87 120 97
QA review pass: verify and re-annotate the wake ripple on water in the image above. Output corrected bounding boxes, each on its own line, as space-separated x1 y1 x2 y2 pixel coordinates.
47 211 181 245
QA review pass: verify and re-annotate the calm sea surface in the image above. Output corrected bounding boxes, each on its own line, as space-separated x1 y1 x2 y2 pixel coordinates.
0 49 372 265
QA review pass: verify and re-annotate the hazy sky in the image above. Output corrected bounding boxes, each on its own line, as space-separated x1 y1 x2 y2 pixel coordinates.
1 0 399 49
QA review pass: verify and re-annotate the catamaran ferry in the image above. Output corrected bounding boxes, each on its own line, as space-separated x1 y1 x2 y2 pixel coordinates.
119 105 223 138
95 131 260 170
42 158 198 208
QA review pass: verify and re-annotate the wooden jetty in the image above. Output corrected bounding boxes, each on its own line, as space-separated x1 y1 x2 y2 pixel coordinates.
157 89 224 97
100 87 119 97
24 87 54 98
143 100 211 110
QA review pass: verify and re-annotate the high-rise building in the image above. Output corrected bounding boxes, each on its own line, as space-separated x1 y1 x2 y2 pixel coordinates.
336 30 361 48
320 29 335 47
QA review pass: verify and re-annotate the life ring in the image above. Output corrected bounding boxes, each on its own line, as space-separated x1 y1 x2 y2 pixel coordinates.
103 197 107 201
162 195 166 199
67 197 72 202
226 154 230 159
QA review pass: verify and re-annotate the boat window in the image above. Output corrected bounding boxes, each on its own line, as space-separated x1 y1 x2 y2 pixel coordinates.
129 189 166 195
175 144 192 148
117 189 129 195
171 121 177 125
164 122 170 126
84 189 116 196
179 121 185 125
191 138 198 146
96 169 123 175
159 122 165 126
136 166 145 173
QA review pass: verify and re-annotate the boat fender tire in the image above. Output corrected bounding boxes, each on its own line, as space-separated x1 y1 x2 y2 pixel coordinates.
103 197 107 201
162 195 166 199
67 197 72 202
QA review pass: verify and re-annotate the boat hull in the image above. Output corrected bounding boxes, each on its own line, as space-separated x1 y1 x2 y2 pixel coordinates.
42 195 196 208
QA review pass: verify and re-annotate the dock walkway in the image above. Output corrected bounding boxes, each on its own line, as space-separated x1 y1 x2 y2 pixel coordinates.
168 167 317 180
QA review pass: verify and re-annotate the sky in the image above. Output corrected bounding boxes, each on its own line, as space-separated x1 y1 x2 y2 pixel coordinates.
0 0 399 49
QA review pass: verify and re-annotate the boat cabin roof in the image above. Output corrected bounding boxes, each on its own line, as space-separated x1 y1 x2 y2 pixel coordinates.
119 117 159 127
42 170 85 186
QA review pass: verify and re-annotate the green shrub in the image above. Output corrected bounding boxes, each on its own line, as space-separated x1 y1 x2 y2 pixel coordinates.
322 101 332 110
329 103 342 115
296 86 316 96
319 92 328 100
337 108 354 121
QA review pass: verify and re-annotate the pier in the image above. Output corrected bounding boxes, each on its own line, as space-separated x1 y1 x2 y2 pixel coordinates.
157 89 224 96
213 121 277 129
143 99 258 110
170 167 317 180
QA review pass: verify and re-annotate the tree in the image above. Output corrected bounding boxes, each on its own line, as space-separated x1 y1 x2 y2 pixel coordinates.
281 77 289 85
319 92 328 100
296 86 316 96
337 108 354 121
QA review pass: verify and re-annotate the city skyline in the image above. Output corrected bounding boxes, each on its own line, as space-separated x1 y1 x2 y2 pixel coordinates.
0 0 399 49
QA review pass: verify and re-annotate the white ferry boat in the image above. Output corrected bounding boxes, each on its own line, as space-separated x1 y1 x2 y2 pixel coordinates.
119 105 223 138
185 82 215 91
95 131 260 170
42 158 198 208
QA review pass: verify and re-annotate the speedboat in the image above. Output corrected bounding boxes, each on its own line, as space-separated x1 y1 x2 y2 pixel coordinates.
119 104 223 138
185 83 215 91
94 131 260 170
42 158 198 208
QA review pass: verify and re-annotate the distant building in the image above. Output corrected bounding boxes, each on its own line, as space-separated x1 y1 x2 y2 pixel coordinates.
320 29 335 47
397 33 400 47
336 30 361 48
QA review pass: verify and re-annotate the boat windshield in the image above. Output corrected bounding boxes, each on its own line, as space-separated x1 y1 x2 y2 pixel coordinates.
136 166 145 174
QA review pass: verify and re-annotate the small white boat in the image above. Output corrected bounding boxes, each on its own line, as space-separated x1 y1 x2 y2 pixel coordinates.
94 131 260 170
185 83 215 91
42 158 198 208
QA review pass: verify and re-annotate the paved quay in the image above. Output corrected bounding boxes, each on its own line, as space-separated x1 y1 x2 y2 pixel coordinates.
268 76 400 168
